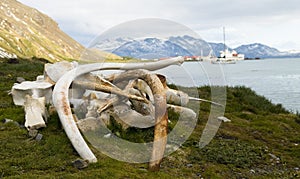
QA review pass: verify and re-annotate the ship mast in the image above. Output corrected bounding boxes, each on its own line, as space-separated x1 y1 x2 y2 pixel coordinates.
223 27 226 53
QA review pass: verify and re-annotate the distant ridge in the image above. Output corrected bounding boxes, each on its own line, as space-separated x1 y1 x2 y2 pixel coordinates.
94 35 300 59
233 43 300 58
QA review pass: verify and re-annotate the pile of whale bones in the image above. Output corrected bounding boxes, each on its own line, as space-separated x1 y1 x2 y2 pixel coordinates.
10 56 226 171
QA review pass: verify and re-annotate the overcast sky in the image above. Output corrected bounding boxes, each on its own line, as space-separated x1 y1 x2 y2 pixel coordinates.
18 0 300 51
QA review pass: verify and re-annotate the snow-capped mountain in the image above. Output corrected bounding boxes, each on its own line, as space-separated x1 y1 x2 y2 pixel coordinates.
208 42 233 56
94 35 213 59
93 37 133 52
168 35 212 56
112 38 192 59
234 43 282 58
94 35 300 59
209 43 300 58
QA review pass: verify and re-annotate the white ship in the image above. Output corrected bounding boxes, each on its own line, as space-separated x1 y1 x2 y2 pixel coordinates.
212 27 245 64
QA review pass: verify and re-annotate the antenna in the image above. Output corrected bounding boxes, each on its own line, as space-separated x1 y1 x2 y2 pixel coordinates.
223 27 226 52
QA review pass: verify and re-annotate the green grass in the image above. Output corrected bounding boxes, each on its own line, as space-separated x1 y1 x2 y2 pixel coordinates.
0 58 300 178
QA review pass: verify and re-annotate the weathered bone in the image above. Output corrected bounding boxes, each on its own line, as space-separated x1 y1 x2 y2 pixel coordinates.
11 80 53 106
52 57 183 163
127 79 155 116
108 103 155 129
167 104 197 120
24 95 47 130
166 88 189 106
73 74 147 103
44 61 78 84
11 78 53 130
108 69 168 171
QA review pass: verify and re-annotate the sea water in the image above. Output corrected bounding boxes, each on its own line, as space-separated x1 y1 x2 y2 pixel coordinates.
157 58 300 113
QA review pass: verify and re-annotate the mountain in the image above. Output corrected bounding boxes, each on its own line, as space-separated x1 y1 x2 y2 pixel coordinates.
0 0 84 62
208 43 300 59
168 35 212 56
94 36 214 59
234 43 282 58
208 42 233 56
94 37 134 53
94 35 300 59
112 38 192 59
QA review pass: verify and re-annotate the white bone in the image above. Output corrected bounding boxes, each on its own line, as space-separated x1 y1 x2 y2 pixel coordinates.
166 88 189 106
24 95 47 130
11 81 53 106
44 61 78 84
52 57 183 163
167 104 197 120
106 102 154 129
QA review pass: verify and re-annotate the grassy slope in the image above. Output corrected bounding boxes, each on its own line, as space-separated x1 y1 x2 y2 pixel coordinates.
0 58 299 178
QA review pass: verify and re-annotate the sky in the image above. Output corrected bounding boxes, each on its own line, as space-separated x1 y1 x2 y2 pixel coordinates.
18 0 300 51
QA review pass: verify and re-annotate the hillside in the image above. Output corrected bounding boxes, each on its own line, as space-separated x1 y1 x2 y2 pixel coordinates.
0 0 122 62
0 58 299 178
234 43 282 58
0 0 86 62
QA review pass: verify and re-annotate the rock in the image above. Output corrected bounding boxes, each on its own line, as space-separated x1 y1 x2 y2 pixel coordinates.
28 129 39 138
103 133 111 138
2 118 20 126
16 77 25 83
186 163 193 168
35 133 43 141
217 116 231 122
250 169 255 173
72 159 88 169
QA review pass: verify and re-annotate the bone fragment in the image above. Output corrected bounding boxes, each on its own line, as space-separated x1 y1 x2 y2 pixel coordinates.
11 81 53 106
24 95 47 130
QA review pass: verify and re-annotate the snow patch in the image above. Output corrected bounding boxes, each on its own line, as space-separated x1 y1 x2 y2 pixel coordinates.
0 47 17 59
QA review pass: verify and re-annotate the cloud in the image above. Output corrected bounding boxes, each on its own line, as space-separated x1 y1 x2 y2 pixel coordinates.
18 0 300 50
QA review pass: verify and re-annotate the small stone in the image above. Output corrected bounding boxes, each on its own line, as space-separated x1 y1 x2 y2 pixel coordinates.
28 129 39 138
16 77 25 83
2 118 20 126
268 153 278 159
72 159 88 169
35 133 43 141
186 163 193 168
294 167 299 171
217 116 231 122
103 133 111 138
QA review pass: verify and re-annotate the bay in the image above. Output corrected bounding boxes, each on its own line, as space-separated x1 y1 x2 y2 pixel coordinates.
157 58 300 112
